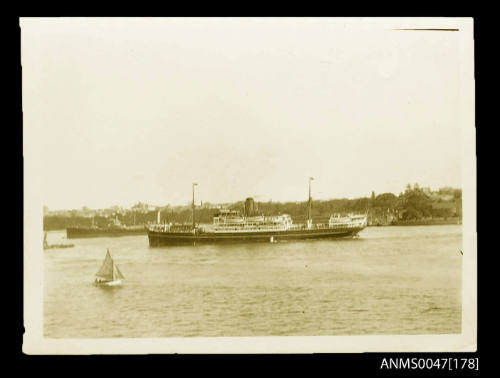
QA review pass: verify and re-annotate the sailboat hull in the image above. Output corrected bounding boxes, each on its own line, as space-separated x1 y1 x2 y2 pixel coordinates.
95 279 122 286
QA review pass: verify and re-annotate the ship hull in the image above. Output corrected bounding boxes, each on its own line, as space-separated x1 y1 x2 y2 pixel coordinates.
66 227 147 239
148 226 365 246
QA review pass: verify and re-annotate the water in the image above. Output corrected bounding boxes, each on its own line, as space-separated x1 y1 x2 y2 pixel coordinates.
44 225 462 338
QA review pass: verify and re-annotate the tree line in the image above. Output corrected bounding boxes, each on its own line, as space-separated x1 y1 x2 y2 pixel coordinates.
43 184 462 230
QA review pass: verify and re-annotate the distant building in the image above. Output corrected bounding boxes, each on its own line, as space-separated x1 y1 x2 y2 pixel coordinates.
132 202 156 213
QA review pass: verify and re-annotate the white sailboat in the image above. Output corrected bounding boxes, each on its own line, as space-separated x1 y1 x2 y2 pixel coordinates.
95 249 124 286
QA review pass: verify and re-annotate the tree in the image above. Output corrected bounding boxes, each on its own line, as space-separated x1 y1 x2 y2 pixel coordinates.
403 206 421 220
401 186 432 219
374 193 398 210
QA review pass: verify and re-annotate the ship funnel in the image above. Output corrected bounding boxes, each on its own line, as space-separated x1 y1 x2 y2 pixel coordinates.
245 197 256 217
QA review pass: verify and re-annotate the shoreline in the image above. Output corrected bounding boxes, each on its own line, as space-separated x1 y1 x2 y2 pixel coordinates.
369 218 462 227
45 220 462 233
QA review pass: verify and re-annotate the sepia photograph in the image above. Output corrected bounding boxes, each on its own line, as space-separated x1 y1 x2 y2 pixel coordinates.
22 17 476 354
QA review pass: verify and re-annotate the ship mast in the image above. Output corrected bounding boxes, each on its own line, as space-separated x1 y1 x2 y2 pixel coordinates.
192 183 198 230
308 177 314 227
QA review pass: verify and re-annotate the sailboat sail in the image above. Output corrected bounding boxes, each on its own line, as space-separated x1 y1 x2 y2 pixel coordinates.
113 264 125 280
96 250 114 280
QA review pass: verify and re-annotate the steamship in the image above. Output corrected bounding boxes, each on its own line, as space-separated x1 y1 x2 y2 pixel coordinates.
147 180 367 246
66 217 147 239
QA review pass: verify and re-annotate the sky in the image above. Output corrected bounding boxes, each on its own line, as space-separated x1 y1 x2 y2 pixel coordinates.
21 18 466 210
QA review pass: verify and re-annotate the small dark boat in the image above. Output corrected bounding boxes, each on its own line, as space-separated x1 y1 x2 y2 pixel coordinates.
43 232 74 249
